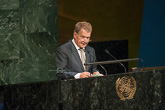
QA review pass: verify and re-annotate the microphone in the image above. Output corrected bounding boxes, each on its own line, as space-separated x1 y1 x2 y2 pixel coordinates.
105 49 127 73
86 50 108 75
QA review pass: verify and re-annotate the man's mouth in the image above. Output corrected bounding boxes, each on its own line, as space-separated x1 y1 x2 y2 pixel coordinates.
81 43 86 46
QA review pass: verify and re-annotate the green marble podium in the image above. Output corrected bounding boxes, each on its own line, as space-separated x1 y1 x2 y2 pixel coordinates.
2 68 165 110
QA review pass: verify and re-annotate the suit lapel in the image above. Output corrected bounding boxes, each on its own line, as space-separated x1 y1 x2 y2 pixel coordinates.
69 40 84 71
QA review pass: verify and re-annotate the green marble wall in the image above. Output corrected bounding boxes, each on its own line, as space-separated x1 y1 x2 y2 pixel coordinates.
0 0 58 85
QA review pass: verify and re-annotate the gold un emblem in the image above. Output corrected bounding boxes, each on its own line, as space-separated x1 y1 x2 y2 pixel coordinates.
116 76 136 101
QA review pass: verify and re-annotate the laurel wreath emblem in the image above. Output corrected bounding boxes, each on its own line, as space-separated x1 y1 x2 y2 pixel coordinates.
116 76 136 101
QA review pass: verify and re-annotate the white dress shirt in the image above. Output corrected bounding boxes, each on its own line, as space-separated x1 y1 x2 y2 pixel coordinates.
72 39 85 79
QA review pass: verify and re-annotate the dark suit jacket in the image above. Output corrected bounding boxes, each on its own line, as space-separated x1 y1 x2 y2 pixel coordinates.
55 39 98 79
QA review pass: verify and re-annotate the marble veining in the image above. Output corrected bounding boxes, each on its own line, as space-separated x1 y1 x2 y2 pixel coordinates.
2 69 165 110
0 0 58 85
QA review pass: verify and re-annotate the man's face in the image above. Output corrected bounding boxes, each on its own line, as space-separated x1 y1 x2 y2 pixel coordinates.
74 29 91 49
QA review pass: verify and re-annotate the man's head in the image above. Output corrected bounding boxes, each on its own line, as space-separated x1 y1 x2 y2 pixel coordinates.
73 21 92 49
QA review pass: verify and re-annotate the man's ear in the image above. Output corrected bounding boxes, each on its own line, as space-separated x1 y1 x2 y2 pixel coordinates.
73 32 77 39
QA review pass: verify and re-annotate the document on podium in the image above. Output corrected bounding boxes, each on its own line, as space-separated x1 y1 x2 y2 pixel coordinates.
92 74 103 77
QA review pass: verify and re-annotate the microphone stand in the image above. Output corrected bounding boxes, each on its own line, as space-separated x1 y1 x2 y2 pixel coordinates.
86 51 108 75
105 50 127 73
84 58 144 72
57 68 63 110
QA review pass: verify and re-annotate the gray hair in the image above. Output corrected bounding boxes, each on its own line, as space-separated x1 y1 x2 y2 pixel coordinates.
74 21 92 34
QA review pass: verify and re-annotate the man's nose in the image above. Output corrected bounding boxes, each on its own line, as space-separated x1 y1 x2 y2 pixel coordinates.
83 39 89 44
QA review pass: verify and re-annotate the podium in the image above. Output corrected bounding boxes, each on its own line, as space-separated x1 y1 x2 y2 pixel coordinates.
2 68 165 110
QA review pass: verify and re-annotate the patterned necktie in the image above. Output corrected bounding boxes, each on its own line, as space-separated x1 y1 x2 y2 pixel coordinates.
79 48 86 71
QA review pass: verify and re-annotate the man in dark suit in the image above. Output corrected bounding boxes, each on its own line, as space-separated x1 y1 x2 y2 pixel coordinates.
55 21 102 79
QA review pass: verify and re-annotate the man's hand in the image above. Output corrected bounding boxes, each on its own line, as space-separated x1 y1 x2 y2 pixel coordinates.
93 72 104 76
80 72 91 78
